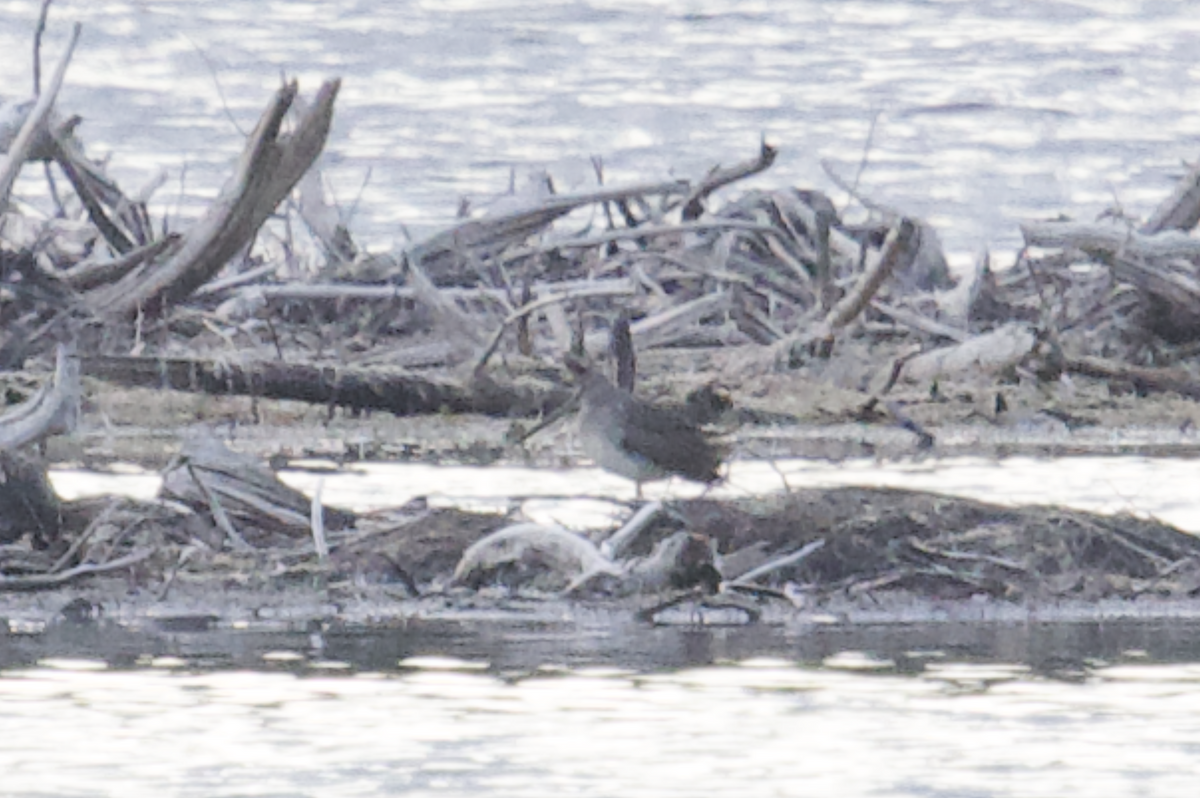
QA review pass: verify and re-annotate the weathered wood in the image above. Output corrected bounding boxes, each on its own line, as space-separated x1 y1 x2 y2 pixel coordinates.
0 548 153 592
902 323 1036 384
0 345 79 451
78 354 574 418
58 234 181 291
161 434 354 546
1065 354 1200 402
1108 254 1200 342
0 22 80 212
1021 219 1200 260
88 79 341 317
412 178 691 283
680 139 778 220
1142 160 1200 234
785 218 919 364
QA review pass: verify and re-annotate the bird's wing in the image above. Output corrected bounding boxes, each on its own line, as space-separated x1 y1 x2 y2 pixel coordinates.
616 418 721 484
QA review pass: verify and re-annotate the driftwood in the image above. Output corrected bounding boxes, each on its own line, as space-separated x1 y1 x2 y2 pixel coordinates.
600 500 663 560
681 139 777 220
87 79 341 317
1 25 152 254
1020 219 1200 261
0 346 77 551
79 354 574 418
1065 354 1200 402
452 522 622 592
411 178 691 285
901 323 1037 384
783 217 920 364
0 547 153 592
451 521 718 596
0 344 79 450
0 23 80 212
58 234 182 292
1142 159 1200 235
161 433 355 547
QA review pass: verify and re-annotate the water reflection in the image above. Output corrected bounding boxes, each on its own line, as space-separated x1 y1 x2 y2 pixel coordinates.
2 647 1199 797
47 455 1200 534
6 543 1200 794
8 612 1200 675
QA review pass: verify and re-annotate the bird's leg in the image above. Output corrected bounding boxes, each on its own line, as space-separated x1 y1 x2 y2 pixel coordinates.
635 480 644 501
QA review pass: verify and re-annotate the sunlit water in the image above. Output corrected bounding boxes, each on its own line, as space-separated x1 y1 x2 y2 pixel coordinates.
17 454 1200 795
8 1 1200 792
5 1 1200 258
3 656 1200 797
49 454 1200 533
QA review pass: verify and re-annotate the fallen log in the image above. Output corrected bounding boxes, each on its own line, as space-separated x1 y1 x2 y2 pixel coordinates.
79 354 575 418
1020 219 1200 260
1065 354 1200 402
901 323 1037 384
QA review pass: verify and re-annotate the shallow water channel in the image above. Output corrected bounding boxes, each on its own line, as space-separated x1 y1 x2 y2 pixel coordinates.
4 456 1200 796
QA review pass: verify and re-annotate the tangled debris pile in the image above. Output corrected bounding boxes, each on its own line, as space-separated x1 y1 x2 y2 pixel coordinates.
4 18 1200 621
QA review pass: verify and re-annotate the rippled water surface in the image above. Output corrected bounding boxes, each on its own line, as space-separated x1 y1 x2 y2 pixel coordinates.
15 454 1200 796
4 652 1200 797
5 0 1200 255
50 454 1200 533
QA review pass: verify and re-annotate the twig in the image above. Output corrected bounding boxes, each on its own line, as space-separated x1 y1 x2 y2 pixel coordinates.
847 109 883 211
187 463 253 551
181 32 246 136
821 219 918 332
730 538 825 587
601 501 664 561
822 157 903 219
49 497 119 573
905 537 1029 573
503 218 795 264
310 477 329 565
472 281 636 372
0 21 81 212
0 548 154 592
784 218 918 364
32 1 65 215
156 544 199 601
680 139 778 220
870 299 969 342
32 0 54 94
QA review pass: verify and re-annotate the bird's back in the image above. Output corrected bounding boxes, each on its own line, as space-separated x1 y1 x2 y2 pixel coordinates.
575 367 722 484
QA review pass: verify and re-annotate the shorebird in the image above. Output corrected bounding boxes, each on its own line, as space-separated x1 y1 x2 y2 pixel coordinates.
565 354 723 497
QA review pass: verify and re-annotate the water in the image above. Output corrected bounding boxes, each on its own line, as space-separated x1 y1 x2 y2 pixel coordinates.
9 454 1200 795
7 1 1200 792
49 454 1200 534
3 650 1200 797
5 1 1200 257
